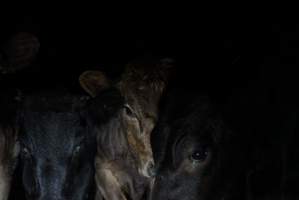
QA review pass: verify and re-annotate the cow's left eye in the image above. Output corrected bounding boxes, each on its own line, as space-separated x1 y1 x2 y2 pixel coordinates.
190 149 208 163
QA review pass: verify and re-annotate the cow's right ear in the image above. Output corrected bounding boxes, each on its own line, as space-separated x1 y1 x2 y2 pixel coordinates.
79 70 111 97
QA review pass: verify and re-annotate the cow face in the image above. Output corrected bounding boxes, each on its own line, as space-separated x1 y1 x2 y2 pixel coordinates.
151 129 215 200
119 101 156 178
118 57 173 178
18 93 95 200
80 57 172 178
151 94 232 200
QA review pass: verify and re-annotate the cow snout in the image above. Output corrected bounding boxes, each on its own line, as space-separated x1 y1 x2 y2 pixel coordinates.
142 160 156 178
147 161 156 177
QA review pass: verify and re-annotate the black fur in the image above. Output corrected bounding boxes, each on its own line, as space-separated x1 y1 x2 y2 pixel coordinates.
18 91 96 200
151 88 242 200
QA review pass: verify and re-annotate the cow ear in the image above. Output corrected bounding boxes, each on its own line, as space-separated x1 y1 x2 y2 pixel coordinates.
1 32 40 74
79 70 111 97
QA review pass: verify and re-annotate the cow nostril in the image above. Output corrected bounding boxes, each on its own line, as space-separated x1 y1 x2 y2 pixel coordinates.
147 162 156 177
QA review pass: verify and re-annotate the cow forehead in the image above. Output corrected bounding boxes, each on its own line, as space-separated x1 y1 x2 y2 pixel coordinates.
21 111 84 154
168 118 217 154
23 111 82 131
124 92 158 122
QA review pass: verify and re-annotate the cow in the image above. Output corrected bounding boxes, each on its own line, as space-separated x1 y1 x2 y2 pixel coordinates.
0 32 39 200
17 91 97 200
150 89 242 200
79 57 173 200
0 91 20 200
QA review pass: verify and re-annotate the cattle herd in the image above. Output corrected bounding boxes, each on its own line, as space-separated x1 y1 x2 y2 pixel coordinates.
0 32 294 200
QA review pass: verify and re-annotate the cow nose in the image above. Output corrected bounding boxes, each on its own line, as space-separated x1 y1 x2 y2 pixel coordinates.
147 161 156 177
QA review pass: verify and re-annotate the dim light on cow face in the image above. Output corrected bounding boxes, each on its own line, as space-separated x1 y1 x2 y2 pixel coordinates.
117 57 173 178
18 94 96 200
152 134 215 200
79 69 159 179
150 94 232 200
121 103 155 178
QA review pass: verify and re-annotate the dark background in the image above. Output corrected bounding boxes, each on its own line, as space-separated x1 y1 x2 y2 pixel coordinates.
1 11 298 199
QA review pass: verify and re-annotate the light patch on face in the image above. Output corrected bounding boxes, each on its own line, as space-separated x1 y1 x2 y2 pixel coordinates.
96 156 149 200
115 58 171 179
126 118 144 152
124 113 154 177
95 159 127 200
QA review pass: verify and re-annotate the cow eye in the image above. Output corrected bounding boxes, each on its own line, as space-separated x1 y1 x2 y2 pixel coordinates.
190 149 208 163
124 105 135 118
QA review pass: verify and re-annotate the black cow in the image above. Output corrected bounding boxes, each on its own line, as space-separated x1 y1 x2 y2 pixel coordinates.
150 89 242 200
17 91 96 200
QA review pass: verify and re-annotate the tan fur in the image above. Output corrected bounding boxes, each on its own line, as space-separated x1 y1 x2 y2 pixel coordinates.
117 59 171 177
95 157 146 200
95 160 126 200
79 57 173 200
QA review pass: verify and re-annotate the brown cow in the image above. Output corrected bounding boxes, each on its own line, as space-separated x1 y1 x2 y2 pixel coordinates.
79 57 173 200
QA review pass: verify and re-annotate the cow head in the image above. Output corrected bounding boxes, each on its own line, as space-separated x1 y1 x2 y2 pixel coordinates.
18 92 95 200
79 58 172 178
117 58 173 178
151 94 234 200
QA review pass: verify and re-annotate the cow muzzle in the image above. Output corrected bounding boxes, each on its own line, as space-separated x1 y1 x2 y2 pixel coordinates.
139 159 156 178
